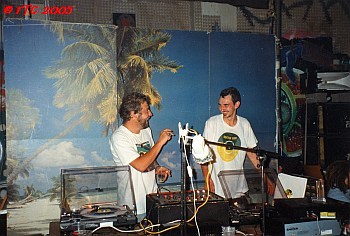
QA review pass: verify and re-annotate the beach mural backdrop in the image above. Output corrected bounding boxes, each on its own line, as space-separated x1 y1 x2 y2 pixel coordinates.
4 19 276 235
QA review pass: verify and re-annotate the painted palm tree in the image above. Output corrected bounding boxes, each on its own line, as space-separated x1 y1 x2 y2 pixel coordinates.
7 23 182 186
7 183 21 202
45 24 182 134
6 89 38 187
22 184 36 200
115 27 182 112
47 175 61 203
6 156 31 201
47 175 76 210
6 89 41 140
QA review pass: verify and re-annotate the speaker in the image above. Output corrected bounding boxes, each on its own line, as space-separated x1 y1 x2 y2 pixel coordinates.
323 103 350 136
0 212 6 236
302 102 350 167
324 137 350 167
303 136 321 165
302 103 322 165
301 103 320 136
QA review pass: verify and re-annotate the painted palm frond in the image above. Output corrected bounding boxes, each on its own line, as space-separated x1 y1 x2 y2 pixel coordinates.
46 24 181 133
148 54 183 73
6 89 41 140
131 29 171 55
45 26 117 128
117 27 182 109
98 85 120 133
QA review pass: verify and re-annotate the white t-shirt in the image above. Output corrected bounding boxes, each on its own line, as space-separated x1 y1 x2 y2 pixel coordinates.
203 114 258 198
109 125 157 215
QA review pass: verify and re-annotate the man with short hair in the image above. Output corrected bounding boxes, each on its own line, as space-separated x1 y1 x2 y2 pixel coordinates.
201 87 261 198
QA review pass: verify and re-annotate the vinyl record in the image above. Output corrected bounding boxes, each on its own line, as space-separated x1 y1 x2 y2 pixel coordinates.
80 205 128 219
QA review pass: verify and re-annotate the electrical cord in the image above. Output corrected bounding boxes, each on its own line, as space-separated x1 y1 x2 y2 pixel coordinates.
90 219 180 234
314 213 321 235
181 132 201 235
139 133 213 235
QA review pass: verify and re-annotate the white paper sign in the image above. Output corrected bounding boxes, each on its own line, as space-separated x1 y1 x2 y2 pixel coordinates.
275 173 307 198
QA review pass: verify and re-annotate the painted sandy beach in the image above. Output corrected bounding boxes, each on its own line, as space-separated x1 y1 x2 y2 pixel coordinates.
7 197 60 235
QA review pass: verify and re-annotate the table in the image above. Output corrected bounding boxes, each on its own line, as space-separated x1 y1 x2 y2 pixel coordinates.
49 221 262 235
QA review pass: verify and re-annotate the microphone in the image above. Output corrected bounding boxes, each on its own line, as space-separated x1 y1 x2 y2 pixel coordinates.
178 122 189 144
192 134 213 164
177 122 213 164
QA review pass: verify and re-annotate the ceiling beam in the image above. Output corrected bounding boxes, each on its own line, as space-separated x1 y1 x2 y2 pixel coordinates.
184 0 269 9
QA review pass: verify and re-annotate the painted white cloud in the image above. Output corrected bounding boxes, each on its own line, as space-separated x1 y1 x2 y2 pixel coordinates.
160 151 180 170
91 151 114 166
33 141 85 167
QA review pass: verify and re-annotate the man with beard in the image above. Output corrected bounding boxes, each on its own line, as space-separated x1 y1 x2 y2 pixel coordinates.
110 92 172 219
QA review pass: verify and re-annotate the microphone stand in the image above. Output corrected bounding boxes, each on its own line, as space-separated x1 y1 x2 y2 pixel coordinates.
256 152 269 236
179 137 191 236
205 140 280 236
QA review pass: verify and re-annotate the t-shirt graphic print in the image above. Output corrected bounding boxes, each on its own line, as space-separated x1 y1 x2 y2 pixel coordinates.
217 132 241 162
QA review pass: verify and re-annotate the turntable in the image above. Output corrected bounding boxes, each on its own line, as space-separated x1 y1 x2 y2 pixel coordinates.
60 166 137 234
217 168 285 227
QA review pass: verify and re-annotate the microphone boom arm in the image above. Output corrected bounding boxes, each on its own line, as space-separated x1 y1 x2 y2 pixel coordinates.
204 140 281 160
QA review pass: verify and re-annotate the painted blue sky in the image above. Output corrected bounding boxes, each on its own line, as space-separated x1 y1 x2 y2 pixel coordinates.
4 20 276 193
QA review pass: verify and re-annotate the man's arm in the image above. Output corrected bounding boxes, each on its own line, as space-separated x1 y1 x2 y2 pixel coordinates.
246 151 260 170
130 128 173 172
247 151 275 195
201 163 215 192
201 120 216 191
130 141 164 172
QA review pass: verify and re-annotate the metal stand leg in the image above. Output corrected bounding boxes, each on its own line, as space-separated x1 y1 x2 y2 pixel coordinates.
260 163 266 236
